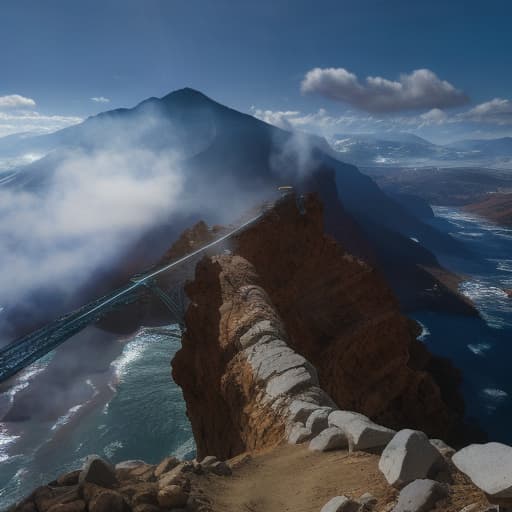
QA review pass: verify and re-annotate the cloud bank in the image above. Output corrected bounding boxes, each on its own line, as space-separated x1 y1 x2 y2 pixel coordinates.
301 68 469 113
0 94 36 109
460 98 512 125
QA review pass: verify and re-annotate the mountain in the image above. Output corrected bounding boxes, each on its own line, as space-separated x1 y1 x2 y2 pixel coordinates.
447 137 512 157
329 132 461 166
0 88 475 340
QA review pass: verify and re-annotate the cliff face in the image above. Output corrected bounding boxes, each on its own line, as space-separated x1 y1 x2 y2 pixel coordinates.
172 194 465 460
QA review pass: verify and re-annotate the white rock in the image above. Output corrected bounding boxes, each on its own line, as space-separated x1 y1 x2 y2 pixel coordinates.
287 400 320 423
392 479 447 512
266 366 316 399
239 320 285 348
200 455 218 468
429 439 455 458
320 496 359 512
329 410 395 452
306 408 331 436
378 429 443 488
452 442 512 499
294 386 337 408
246 342 314 382
287 423 313 444
309 427 347 452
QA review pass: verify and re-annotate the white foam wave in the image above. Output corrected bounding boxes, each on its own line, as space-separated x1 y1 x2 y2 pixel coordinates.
50 404 84 432
0 424 20 463
103 440 123 459
416 321 431 342
467 342 492 356
173 436 195 460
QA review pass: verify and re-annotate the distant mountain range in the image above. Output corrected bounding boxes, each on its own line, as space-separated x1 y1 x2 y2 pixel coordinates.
0 88 476 339
329 132 512 168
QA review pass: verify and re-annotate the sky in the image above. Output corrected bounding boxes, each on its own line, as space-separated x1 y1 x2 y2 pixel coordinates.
1 0 512 143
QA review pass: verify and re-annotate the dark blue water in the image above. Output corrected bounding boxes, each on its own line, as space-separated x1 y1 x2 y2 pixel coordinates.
0 325 193 509
413 207 512 442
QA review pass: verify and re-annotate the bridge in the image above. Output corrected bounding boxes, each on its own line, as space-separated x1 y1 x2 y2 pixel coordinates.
0 212 264 384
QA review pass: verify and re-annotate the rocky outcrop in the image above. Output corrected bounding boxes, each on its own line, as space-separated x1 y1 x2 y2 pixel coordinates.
172 193 467 460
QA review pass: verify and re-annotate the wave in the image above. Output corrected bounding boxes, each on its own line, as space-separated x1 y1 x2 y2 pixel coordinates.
173 436 195 460
416 321 431 342
467 342 492 356
0 425 20 463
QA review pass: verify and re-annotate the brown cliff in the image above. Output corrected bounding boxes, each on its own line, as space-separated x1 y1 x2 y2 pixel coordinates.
172 194 466 460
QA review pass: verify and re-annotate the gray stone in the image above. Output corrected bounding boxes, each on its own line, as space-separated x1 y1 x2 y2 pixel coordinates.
115 459 146 470
79 455 117 488
309 427 347 452
199 455 218 468
359 492 378 510
209 461 232 476
239 320 285 348
157 485 189 508
320 496 359 512
452 442 512 499
306 408 331 436
429 439 455 458
287 400 319 423
392 479 448 512
295 386 337 408
378 430 443 488
246 342 316 382
287 423 313 444
265 366 316 399
329 410 395 452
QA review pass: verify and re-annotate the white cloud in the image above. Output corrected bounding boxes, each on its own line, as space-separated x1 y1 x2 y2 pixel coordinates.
91 96 110 103
0 94 36 109
0 110 82 137
301 67 468 113
420 108 448 125
460 98 512 124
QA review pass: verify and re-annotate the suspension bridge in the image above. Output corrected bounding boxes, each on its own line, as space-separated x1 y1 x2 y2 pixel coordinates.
0 211 265 384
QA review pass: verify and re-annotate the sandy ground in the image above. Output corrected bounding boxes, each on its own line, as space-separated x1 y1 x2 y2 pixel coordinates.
196 444 490 512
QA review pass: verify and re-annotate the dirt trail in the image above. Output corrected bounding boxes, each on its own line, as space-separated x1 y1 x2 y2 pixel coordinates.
198 444 489 512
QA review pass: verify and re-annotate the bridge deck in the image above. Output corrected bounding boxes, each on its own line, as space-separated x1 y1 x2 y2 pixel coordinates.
0 213 263 384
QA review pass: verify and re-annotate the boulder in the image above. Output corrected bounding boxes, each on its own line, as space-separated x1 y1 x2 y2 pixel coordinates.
246 341 315 382
115 460 146 470
157 485 189 508
154 456 180 478
88 490 127 512
32 485 80 512
287 423 313 444
329 411 395 452
309 427 347 452
359 492 378 510
306 408 331 436
209 461 232 476
287 400 319 423
158 463 193 488
265 366 316 399
392 479 448 512
239 320 285 348
56 471 80 486
320 495 359 512
131 489 158 507
200 455 218 468
47 502 86 512
378 430 443 488
452 442 512 499
132 506 162 512
429 439 455 458
79 456 117 488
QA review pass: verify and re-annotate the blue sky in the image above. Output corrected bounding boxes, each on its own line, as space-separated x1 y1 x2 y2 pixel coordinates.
1 0 512 142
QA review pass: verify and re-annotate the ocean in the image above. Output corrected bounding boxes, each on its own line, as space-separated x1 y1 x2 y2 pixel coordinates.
0 325 194 509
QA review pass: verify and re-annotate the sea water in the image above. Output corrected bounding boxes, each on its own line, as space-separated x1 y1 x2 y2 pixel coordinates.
0 325 193 509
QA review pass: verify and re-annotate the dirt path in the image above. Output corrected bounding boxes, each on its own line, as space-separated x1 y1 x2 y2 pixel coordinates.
200 445 395 512
197 444 489 512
